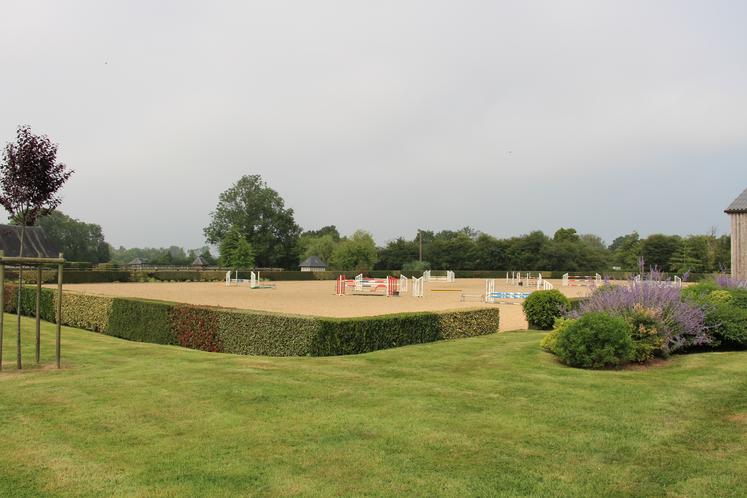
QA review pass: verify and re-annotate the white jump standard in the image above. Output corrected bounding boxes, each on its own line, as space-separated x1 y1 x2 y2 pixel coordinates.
562 273 602 287
250 271 275 289
225 270 248 286
422 270 455 283
506 271 544 287
633 274 684 288
399 274 408 293
225 270 275 289
411 276 424 297
536 273 554 290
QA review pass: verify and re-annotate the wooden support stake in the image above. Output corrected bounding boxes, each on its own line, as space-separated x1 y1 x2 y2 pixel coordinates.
16 260 21 370
36 267 41 364
56 253 63 369
0 256 65 265
0 250 4 372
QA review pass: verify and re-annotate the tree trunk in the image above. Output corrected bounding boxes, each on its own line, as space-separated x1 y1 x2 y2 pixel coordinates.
16 223 25 370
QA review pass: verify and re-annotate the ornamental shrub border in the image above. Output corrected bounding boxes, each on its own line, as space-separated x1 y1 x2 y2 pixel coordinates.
2 284 499 357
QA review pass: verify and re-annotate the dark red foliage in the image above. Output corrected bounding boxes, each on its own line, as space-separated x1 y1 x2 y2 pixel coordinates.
169 305 223 352
0 125 73 225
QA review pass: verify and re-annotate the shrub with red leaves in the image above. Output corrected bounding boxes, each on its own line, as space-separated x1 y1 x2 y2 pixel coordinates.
169 305 223 352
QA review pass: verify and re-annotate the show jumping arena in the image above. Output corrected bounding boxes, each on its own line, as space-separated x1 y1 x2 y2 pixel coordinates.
56 278 593 331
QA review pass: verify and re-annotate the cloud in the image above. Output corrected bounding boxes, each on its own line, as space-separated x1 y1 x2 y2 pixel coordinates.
1 0 745 247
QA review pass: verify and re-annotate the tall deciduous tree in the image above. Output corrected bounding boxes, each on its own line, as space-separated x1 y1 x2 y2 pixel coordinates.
299 234 337 265
301 225 340 241
642 234 682 272
0 125 73 369
204 175 301 268
375 237 419 270
36 211 110 263
609 232 642 270
219 226 255 268
232 238 256 269
329 230 378 271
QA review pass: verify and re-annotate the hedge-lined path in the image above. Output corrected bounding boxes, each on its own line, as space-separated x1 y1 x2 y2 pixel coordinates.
1 315 746 496
54 279 591 331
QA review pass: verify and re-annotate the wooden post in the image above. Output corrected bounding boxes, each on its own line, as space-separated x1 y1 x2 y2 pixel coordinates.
36 266 42 364
0 250 4 372
17 259 22 370
56 253 63 369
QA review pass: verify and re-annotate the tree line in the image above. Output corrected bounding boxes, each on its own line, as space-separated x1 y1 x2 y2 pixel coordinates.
30 174 731 273
298 226 730 273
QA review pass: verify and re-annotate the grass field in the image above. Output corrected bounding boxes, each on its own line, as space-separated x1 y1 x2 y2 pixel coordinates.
1 315 746 497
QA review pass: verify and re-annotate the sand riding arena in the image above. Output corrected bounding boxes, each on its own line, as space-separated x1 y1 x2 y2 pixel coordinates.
58 278 592 331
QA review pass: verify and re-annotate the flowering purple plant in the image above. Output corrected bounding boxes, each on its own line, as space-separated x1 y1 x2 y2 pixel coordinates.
714 273 747 289
628 258 686 289
571 280 709 354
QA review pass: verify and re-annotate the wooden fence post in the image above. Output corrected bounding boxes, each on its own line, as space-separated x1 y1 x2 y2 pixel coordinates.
56 253 63 369
0 250 4 372
36 266 41 363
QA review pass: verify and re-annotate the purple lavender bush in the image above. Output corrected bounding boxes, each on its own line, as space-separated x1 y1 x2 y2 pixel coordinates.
571 280 709 356
715 273 747 290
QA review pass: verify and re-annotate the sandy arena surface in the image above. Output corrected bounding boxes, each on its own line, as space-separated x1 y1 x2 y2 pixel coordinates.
58 279 593 331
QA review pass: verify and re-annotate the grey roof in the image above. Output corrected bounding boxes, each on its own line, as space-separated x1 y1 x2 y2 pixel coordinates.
299 256 326 268
128 258 145 265
192 255 208 266
725 187 747 213
0 224 60 258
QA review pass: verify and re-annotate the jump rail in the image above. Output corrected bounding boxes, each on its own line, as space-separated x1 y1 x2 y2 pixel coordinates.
422 270 455 283
336 275 400 297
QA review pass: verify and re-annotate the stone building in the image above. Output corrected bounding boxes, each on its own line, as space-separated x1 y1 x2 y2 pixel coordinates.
725 187 747 281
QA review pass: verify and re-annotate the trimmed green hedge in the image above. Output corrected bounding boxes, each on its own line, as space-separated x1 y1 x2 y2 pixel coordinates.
3 284 55 321
435 308 502 340
171 305 223 352
108 298 175 345
60 293 113 332
138 271 227 283
65 270 132 283
309 308 500 356
3 284 500 357
311 313 441 356
217 311 319 356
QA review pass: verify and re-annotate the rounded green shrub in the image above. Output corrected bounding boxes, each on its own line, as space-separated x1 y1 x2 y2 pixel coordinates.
539 317 574 354
626 305 667 362
707 290 733 305
523 290 570 330
727 288 747 310
554 312 633 368
705 302 747 348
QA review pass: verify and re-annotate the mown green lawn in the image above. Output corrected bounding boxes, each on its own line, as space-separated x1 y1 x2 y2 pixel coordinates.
0 314 746 497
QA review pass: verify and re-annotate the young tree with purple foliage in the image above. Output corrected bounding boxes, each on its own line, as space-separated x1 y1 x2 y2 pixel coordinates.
0 125 73 369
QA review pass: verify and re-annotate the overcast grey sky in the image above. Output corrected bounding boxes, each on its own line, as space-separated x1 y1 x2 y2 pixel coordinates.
1 0 745 249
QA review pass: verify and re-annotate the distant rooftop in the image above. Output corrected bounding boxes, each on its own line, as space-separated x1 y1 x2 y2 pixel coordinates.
0 224 59 258
192 255 209 266
299 256 326 268
726 187 747 214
